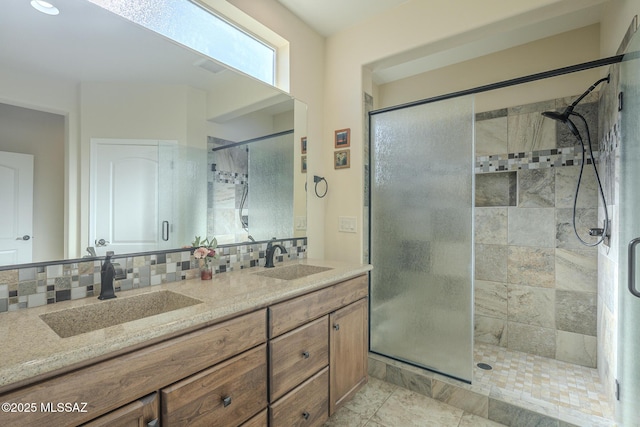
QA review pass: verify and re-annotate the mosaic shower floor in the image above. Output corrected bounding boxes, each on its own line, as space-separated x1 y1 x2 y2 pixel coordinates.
473 342 614 424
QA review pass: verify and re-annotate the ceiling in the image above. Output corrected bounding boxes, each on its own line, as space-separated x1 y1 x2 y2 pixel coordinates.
276 0 607 84
276 0 408 37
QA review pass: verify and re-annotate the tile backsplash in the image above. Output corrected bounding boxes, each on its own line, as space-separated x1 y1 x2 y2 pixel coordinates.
0 238 306 312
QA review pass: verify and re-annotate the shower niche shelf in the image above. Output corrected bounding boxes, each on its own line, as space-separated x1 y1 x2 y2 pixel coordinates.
475 171 517 207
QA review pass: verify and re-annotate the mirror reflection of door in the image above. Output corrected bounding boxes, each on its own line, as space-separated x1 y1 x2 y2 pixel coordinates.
0 151 34 265
90 139 175 256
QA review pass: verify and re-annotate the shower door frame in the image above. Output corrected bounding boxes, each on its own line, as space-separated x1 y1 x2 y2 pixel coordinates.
366 54 625 382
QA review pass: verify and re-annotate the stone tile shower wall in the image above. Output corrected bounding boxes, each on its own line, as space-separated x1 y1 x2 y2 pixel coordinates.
474 94 600 368
0 238 307 312
596 62 620 409
208 136 250 244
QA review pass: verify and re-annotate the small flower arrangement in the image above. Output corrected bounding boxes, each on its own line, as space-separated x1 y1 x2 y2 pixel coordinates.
192 235 218 268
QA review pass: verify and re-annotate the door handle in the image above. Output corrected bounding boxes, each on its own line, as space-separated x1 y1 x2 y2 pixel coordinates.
162 221 169 241
15 235 31 241
628 238 640 298
95 239 109 247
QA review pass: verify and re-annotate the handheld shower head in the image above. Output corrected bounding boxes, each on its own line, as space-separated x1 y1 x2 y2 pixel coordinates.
541 110 581 138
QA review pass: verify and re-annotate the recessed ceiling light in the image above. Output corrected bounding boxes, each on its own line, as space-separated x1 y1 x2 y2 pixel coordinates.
30 0 60 16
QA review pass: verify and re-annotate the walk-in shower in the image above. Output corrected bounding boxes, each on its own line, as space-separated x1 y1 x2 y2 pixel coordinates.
367 51 636 425
210 130 295 244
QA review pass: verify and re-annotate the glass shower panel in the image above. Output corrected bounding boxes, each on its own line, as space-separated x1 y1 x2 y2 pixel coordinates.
617 33 640 426
370 96 474 382
247 134 294 241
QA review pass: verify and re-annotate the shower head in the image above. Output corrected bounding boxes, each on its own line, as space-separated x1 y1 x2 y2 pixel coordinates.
541 109 581 138
541 110 569 122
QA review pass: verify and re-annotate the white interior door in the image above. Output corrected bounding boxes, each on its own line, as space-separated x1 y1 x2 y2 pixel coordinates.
90 139 174 256
0 151 34 266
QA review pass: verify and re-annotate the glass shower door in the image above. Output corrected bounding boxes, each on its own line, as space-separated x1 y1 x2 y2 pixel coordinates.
370 96 474 382
617 33 640 426
247 133 294 241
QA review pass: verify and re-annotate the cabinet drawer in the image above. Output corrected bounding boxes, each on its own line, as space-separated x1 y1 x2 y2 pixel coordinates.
269 316 328 401
81 392 159 427
269 274 367 337
241 409 267 427
161 344 267 427
269 367 329 427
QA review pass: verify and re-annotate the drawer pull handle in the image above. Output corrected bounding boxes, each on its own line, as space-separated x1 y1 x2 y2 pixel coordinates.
302 351 310 359
333 323 340 331
222 396 232 407
302 411 310 420
147 419 159 427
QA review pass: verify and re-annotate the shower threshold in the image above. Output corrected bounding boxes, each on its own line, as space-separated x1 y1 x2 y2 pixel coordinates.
369 342 614 426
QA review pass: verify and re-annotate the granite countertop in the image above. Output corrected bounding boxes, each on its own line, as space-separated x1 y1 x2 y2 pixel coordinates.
0 259 372 392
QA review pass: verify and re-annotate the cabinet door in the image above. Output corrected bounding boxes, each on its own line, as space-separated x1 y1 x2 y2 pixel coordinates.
329 298 368 415
81 392 159 427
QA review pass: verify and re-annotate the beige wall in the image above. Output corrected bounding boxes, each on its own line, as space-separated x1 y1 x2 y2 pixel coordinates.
378 25 601 112
0 104 65 263
0 69 80 258
228 0 326 258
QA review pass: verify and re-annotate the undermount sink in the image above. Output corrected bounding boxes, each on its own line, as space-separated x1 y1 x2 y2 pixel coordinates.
39 290 202 338
254 264 333 281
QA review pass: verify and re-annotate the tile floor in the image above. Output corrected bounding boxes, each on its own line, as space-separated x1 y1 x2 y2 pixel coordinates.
363 342 615 426
324 377 507 427
473 343 613 422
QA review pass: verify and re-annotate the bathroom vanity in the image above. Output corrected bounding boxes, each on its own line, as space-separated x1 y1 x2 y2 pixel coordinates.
0 260 371 426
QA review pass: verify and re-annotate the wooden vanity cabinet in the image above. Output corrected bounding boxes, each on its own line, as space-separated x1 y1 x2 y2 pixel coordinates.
80 392 159 427
267 274 369 422
0 309 266 427
0 272 369 427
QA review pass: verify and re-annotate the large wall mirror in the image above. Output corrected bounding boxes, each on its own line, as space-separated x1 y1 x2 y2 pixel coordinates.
0 0 307 268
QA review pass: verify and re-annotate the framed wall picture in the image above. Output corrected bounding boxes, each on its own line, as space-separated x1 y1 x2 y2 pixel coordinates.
334 149 350 169
301 155 307 173
301 136 307 154
334 128 350 148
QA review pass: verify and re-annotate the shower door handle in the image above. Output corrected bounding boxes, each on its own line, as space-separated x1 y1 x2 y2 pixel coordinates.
162 221 170 241
628 238 640 298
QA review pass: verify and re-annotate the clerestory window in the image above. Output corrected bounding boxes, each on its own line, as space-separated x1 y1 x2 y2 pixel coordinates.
88 0 276 85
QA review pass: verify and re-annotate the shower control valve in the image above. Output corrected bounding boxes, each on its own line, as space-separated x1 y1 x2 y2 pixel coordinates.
589 228 604 236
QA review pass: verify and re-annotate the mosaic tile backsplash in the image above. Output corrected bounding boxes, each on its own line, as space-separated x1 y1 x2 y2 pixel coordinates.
0 238 306 312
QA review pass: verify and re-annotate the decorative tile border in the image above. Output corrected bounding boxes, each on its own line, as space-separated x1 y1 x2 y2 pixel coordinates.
214 170 248 185
475 145 597 173
0 238 306 312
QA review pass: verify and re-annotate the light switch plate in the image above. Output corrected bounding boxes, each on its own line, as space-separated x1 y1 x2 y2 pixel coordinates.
295 216 307 230
338 216 357 233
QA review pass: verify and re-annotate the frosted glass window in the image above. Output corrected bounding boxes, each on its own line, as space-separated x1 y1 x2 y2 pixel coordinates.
370 96 475 382
89 0 275 84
